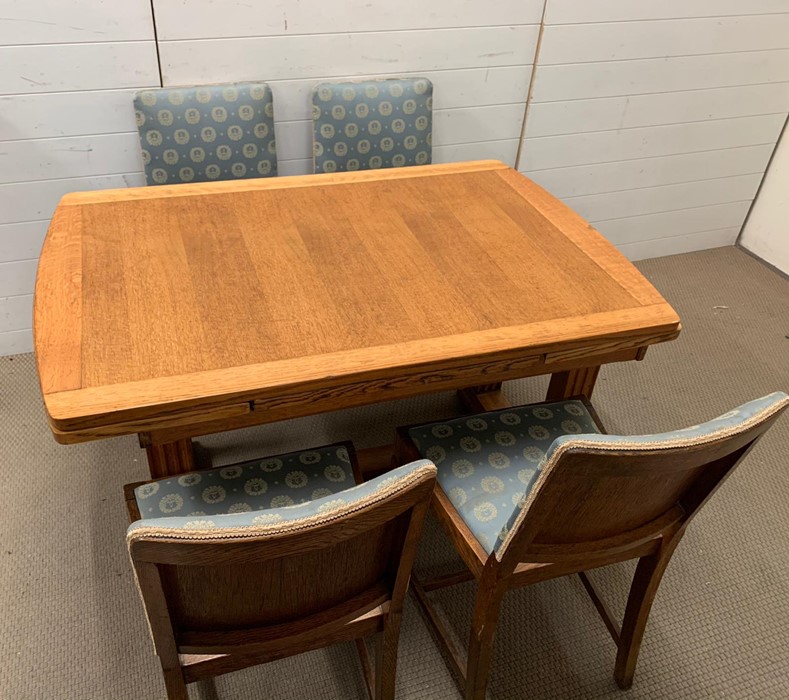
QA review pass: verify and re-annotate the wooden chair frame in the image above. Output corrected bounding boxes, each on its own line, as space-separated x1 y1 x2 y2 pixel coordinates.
395 392 787 700
124 465 436 700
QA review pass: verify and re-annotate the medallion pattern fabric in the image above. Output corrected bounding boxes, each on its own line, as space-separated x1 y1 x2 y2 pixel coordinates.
543 391 789 456
407 400 601 556
133 442 356 519
128 459 436 537
134 82 277 186
312 77 433 173
496 391 789 559
407 392 789 559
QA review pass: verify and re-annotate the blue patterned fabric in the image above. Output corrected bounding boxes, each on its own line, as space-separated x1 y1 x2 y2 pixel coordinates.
133 443 355 519
407 400 601 556
495 392 789 559
408 393 789 559
543 392 789 459
312 77 432 173
128 459 436 537
134 82 277 185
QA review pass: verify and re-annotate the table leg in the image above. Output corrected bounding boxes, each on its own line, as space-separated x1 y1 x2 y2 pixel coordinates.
142 437 196 479
356 444 397 482
546 366 601 401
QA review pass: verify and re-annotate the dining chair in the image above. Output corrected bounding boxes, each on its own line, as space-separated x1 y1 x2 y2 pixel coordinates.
134 81 277 185
312 77 433 173
394 392 789 699
125 442 437 700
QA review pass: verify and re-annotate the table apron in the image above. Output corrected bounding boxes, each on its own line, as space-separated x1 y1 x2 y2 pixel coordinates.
137 345 646 446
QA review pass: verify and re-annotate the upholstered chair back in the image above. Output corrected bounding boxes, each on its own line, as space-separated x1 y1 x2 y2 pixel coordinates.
312 77 432 173
498 393 789 564
127 461 435 640
134 82 277 186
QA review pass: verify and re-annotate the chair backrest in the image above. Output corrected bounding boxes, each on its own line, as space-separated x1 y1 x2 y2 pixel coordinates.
497 393 789 565
127 460 436 651
312 77 433 173
134 82 277 186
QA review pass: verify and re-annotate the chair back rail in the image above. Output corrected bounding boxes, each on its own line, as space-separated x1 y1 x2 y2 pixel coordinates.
499 404 787 570
159 517 406 633
128 468 435 651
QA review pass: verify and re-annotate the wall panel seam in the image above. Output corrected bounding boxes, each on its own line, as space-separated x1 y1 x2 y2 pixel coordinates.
533 81 789 105
531 81 789 106
0 85 163 98
591 200 753 224
0 172 144 188
559 172 766 199
0 258 38 265
149 0 164 87
0 131 139 144
521 144 774 174
257 64 533 83
0 219 49 227
549 12 789 27
618 227 741 247
521 143 778 171
0 39 156 49
539 45 789 68
514 0 548 169
158 24 541 43
522 112 789 139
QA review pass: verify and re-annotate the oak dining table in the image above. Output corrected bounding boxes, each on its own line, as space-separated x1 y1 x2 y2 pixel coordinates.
34 160 681 479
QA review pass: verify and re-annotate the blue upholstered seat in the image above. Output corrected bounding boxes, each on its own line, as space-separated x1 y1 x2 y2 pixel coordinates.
134 82 277 186
408 400 601 556
129 458 436 536
408 393 789 557
312 77 433 173
133 442 356 519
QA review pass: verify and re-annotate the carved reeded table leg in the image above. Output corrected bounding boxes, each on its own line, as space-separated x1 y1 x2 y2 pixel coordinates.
140 436 196 478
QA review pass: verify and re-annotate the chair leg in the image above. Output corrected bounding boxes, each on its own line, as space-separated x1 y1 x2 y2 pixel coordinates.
375 610 403 700
161 664 190 700
614 542 678 689
465 589 503 700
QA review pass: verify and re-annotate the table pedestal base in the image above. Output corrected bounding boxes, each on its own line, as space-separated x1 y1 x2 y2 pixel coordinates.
143 438 196 479
459 366 601 415
546 366 601 401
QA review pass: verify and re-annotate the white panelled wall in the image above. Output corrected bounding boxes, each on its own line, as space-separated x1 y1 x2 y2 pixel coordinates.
739 124 789 274
0 0 159 355
2 0 789 356
153 0 543 175
521 0 789 260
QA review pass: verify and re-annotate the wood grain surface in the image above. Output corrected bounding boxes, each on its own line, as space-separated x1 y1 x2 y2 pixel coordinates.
34 160 680 442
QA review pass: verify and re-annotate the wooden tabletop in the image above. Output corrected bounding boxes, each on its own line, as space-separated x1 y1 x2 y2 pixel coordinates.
35 160 680 443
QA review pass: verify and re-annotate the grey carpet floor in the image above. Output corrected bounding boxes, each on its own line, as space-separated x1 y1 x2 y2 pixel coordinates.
1 246 788 700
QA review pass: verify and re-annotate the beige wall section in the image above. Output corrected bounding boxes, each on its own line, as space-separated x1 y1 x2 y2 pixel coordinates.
739 121 789 275
518 0 789 262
